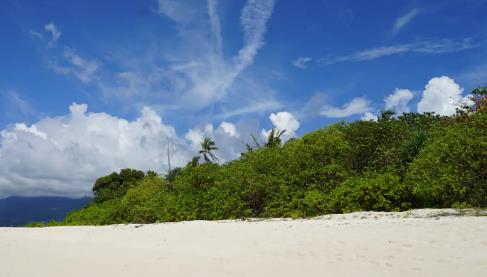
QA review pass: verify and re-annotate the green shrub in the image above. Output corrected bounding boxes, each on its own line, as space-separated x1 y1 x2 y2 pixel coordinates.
408 123 487 208
326 173 412 213
119 177 168 223
64 200 121 225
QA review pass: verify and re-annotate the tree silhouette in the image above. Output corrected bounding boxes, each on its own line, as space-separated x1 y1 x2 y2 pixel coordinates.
199 137 219 163
379 110 395 121
266 128 286 147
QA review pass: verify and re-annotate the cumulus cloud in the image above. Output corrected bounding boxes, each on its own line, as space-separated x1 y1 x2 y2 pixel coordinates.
392 8 420 36
44 22 61 45
321 97 372 118
292 57 312 69
417 76 472 115
0 103 193 198
384 88 414 115
219 122 239 138
261 111 300 141
185 121 248 162
361 112 378 121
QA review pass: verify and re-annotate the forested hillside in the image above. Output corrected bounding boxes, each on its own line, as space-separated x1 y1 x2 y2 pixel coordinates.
0 196 91 226
50 86 487 225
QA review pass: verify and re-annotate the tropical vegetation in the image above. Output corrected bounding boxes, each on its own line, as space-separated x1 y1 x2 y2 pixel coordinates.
35 86 487 225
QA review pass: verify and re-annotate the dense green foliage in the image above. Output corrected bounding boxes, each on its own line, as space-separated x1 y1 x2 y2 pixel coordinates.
60 86 487 225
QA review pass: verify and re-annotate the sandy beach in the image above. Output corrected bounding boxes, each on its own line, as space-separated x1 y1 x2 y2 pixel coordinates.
1 209 486 277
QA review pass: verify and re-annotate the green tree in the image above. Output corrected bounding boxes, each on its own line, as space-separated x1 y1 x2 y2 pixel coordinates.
266 128 286 147
471 85 487 113
92 169 145 203
199 137 219 163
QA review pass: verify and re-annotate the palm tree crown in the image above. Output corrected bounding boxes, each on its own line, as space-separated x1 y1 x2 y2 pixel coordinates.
199 137 219 163
266 128 286 147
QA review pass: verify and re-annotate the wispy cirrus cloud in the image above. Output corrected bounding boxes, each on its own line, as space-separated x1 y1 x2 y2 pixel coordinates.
44 22 61 45
151 0 277 112
320 38 481 65
39 0 279 125
1 90 36 123
235 0 275 72
392 8 421 36
292 57 312 69
207 0 223 56
214 99 283 119
157 0 202 24
51 48 101 83
320 97 373 118
458 64 487 86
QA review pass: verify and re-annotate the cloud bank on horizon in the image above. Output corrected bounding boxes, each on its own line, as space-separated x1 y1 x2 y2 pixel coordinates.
0 0 486 197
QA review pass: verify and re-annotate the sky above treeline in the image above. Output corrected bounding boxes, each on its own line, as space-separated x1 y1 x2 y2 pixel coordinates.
0 0 486 198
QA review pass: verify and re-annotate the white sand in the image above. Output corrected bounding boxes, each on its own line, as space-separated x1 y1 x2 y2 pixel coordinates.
1 209 487 277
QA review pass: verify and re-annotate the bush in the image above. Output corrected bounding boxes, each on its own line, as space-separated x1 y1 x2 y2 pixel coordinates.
326 173 412 213
119 177 168 223
64 200 121 225
408 122 487 208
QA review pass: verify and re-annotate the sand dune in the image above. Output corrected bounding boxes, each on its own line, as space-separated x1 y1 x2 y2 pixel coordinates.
1 209 487 276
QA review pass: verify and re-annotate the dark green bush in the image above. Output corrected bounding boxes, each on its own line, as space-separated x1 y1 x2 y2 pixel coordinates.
408 119 487 208
326 173 412 213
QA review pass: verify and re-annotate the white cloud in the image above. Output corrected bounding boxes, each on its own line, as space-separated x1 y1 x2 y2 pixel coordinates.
459 64 487 85
361 112 378 121
52 48 100 83
185 121 248 162
2 90 34 118
44 22 61 45
292 57 312 69
157 0 201 23
13 123 47 140
207 0 223 55
321 97 372 118
219 122 239 138
149 0 277 112
214 99 282 119
235 0 275 72
0 103 192 198
417 76 472 115
261 111 300 141
321 39 480 65
392 8 420 35
29 30 44 40
185 124 214 149
384 88 414 115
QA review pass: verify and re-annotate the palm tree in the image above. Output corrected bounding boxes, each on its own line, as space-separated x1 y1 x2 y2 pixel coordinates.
189 156 200 167
244 134 262 152
266 128 286 147
199 137 219 163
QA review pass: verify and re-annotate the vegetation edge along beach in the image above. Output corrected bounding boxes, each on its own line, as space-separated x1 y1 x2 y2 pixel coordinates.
28 86 487 226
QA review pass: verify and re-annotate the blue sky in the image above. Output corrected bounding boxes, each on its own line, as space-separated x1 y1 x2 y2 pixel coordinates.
1 0 486 197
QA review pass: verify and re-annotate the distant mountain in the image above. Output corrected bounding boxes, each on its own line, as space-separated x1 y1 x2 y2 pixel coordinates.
0 196 92 227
